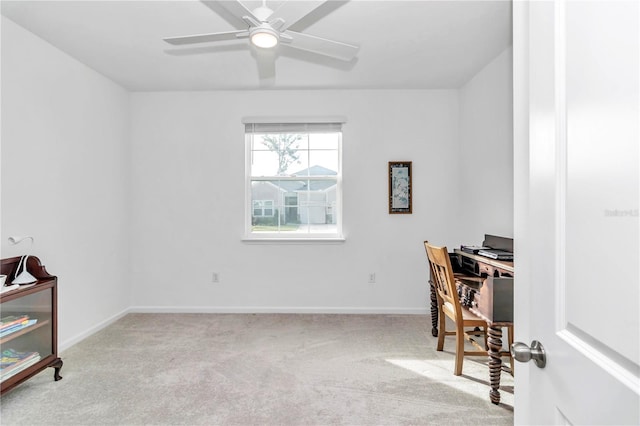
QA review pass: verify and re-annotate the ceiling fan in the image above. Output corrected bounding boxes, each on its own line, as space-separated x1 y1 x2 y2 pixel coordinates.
163 0 359 62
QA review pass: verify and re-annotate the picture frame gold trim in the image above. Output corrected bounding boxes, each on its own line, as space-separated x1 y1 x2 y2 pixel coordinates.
388 161 412 214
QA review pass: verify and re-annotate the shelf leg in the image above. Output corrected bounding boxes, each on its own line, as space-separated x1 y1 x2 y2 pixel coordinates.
49 358 63 381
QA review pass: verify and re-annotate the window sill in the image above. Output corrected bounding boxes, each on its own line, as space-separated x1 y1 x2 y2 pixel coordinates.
242 236 345 244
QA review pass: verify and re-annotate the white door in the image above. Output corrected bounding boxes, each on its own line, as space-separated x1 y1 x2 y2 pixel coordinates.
513 1 639 424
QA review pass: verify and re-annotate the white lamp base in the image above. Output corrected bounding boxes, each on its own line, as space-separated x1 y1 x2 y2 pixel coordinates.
13 270 37 285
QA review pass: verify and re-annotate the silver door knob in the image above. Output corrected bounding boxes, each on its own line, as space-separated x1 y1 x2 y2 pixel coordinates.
510 340 546 368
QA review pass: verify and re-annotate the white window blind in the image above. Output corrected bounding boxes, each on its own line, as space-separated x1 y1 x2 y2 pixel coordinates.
244 122 343 134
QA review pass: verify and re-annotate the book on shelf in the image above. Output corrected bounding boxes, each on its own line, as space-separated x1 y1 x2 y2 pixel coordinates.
0 319 38 338
0 353 41 382
1 349 41 379
0 314 30 330
1 348 39 367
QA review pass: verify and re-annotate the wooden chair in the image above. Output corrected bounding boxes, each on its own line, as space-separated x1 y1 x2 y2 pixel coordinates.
424 241 489 376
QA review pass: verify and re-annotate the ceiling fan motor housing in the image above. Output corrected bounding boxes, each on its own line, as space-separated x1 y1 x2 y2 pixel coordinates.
250 24 279 48
252 5 274 22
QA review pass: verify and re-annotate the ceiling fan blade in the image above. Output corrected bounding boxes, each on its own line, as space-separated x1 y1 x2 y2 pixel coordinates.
271 1 326 31
283 31 359 62
163 30 248 46
217 0 259 23
253 48 276 86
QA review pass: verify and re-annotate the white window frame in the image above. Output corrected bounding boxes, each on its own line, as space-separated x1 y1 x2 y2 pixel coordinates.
243 117 345 242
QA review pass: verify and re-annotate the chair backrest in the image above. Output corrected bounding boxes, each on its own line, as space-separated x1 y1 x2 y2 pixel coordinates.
424 241 461 316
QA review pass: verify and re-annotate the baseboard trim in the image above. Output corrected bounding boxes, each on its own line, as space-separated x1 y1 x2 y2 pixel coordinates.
129 306 428 315
59 307 130 353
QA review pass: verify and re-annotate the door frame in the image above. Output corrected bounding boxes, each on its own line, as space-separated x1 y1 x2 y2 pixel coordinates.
513 1 532 422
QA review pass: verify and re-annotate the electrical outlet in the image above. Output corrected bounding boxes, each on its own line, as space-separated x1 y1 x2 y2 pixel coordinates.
368 273 376 283
212 272 220 283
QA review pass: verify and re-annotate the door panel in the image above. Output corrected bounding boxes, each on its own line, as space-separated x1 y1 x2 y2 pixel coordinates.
514 1 639 424
565 0 639 364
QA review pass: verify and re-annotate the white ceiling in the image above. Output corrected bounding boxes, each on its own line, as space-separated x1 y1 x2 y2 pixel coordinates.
1 0 512 91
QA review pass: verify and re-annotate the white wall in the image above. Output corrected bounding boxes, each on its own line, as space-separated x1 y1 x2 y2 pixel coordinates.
0 17 131 349
129 90 462 312
458 48 514 243
1 14 514 340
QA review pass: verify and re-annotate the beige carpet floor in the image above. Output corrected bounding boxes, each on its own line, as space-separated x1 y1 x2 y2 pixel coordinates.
0 313 513 425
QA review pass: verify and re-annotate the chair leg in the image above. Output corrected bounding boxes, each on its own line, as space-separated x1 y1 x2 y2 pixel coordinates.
437 308 446 351
484 326 489 350
454 323 464 376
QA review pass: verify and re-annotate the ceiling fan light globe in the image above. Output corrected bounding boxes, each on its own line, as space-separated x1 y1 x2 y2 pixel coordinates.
250 27 279 49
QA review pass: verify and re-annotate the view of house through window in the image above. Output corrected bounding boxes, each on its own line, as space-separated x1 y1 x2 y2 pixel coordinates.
245 122 342 238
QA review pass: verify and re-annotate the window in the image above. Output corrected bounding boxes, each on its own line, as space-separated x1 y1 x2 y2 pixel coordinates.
244 119 343 240
253 200 274 217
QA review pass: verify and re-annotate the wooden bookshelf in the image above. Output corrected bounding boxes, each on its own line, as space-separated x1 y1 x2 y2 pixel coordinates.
1 256 63 394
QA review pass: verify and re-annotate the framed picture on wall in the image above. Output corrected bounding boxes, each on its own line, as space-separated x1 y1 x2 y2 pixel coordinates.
388 161 412 214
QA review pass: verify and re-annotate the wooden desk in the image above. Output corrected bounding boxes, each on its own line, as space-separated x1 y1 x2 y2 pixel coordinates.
428 248 514 405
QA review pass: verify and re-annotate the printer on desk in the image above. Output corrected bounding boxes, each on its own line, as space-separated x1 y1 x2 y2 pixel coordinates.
461 234 513 261
477 249 513 261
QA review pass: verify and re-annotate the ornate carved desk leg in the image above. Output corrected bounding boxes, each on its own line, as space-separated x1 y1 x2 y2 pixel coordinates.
49 358 63 381
487 325 503 405
429 280 438 337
